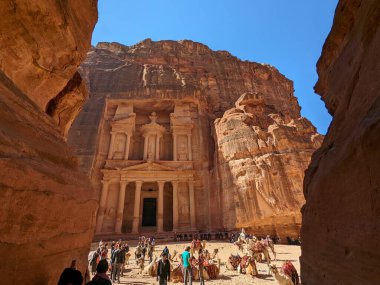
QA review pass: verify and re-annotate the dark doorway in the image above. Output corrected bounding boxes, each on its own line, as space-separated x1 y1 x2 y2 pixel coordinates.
142 198 157 227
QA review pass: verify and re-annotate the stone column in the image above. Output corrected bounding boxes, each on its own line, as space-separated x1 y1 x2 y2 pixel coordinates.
143 135 148 160
115 180 128 233
172 181 179 231
155 135 160 161
96 180 109 233
132 181 143 233
188 181 196 230
173 134 177 161
187 134 192 161
124 133 131 160
107 131 116 159
157 181 165 232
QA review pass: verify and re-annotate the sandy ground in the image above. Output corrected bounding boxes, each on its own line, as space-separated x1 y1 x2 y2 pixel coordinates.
89 241 301 285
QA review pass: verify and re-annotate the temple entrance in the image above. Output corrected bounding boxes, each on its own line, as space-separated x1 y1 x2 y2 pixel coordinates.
142 198 157 227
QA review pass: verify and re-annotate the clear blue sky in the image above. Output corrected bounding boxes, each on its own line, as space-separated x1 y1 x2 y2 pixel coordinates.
92 0 339 134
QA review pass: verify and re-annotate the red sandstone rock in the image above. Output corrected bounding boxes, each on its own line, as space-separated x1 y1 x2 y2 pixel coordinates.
301 0 380 284
0 1 98 284
70 40 321 238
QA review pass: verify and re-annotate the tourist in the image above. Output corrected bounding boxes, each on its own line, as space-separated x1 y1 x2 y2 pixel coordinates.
148 243 154 263
58 268 83 285
181 246 192 285
86 259 112 285
162 245 169 257
156 253 171 285
198 249 205 285
110 244 123 283
121 243 129 277
100 246 108 260
89 250 99 275
141 243 147 259
135 243 142 264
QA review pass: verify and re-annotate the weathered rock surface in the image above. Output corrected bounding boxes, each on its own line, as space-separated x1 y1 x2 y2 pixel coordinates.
215 92 322 236
0 1 98 284
301 0 380 284
70 39 321 237
0 0 97 112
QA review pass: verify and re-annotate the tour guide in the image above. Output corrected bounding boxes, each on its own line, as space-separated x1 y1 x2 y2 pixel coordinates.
181 246 192 285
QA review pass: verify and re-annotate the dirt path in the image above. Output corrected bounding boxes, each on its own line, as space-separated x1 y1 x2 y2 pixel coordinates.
90 241 301 284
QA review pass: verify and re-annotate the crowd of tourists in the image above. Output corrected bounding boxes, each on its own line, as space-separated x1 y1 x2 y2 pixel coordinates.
174 231 229 241
57 229 296 285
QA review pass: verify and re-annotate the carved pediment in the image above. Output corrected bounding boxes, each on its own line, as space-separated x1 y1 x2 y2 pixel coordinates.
121 162 178 172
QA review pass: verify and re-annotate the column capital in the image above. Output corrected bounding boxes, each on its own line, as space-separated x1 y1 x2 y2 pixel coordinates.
120 180 129 186
110 131 118 135
157 180 166 187
188 180 195 186
101 180 110 185
171 180 179 187
135 180 143 187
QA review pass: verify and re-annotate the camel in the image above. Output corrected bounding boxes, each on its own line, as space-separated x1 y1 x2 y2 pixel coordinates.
210 248 219 260
170 265 183 283
261 238 276 260
226 254 241 271
204 258 221 279
237 256 257 277
169 250 178 262
190 240 207 256
270 262 299 285
247 239 271 269
226 254 257 277
142 256 157 276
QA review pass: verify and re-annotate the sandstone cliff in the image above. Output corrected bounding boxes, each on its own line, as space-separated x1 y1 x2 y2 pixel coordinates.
70 39 321 237
0 1 98 284
301 0 380 284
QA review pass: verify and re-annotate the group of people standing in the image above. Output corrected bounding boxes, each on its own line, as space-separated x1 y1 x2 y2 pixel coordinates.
87 240 130 284
134 236 155 263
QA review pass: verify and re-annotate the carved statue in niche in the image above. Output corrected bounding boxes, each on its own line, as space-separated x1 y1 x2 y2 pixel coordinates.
178 142 188 161
147 135 156 161
105 207 116 220
113 135 125 159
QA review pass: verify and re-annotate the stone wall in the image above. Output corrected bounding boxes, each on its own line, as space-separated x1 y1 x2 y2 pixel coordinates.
70 39 322 238
0 1 98 284
301 0 380 284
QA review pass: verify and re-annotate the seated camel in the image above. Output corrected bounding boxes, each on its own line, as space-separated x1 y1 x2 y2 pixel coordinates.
226 254 257 277
142 256 157 276
270 261 299 285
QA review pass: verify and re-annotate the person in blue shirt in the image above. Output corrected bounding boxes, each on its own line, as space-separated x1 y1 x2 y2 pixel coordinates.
181 246 192 285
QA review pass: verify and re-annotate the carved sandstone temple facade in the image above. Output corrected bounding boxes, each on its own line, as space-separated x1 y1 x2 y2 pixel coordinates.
69 40 322 238
92 99 207 235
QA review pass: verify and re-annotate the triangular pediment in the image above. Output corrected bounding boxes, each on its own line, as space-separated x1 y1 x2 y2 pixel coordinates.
121 162 178 172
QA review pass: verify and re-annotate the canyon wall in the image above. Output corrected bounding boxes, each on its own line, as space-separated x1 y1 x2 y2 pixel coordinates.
0 1 98 284
301 0 380 284
70 39 321 238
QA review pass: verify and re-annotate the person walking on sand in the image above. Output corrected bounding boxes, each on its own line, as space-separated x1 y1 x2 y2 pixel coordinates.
156 253 171 285
197 249 205 285
181 246 192 285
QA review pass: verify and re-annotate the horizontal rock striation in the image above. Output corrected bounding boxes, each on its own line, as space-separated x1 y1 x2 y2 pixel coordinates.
0 1 98 284
301 0 380 284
